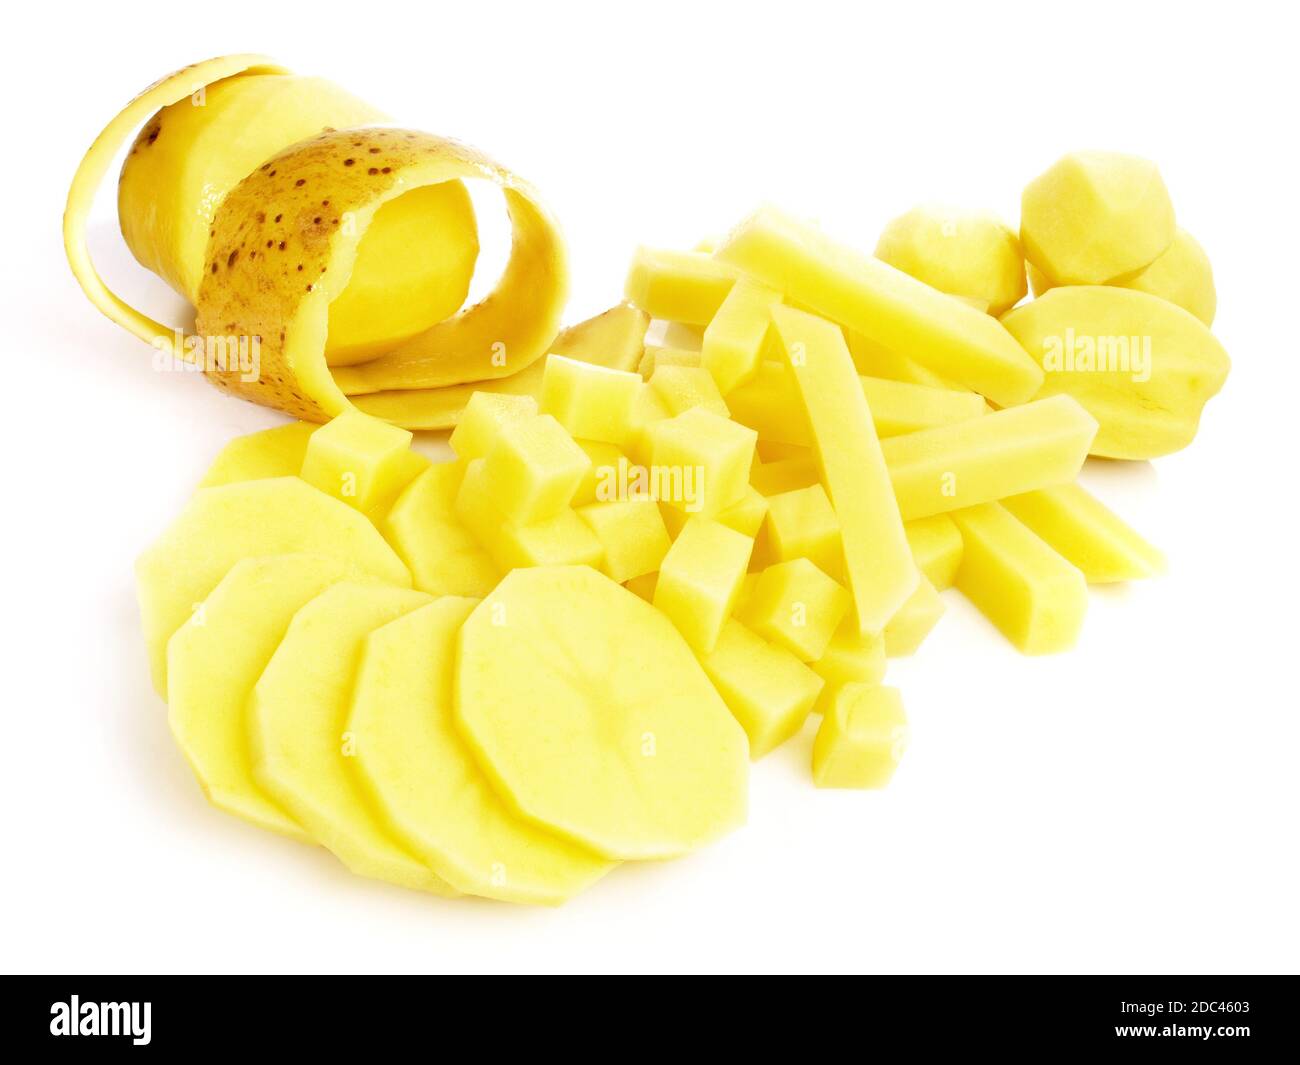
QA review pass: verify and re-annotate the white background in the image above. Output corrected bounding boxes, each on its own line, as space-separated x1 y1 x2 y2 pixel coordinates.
2 0 1297 975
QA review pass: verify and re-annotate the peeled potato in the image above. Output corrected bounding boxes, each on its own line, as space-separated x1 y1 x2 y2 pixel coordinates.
456 566 750 860
65 55 566 424
1001 286 1230 458
875 205 1027 315
349 598 614 904
166 553 361 840
1119 228 1216 326
1021 150 1175 285
135 477 410 695
248 582 455 895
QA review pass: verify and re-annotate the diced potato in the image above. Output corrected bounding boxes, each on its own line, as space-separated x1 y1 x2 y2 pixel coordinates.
197 421 316 488
701 277 783 393
136 478 410 694
770 306 918 633
740 558 851 662
457 567 750 859
811 684 908 789
875 205 1027 316
759 484 842 578
649 408 756 518
624 247 739 324
1002 483 1164 584
249 582 456 894
810 619 887 713
167 554 357 841
384 462 499 596
750 455 820 497
1000 286 1229 459
481 414 592 524
456 459 602 571
716 205 1044 406
904 514 964 590
1021 150 1175 285
448 391 539 460
654 516 754 654
349 598 613 905
951 503 1088 654
649 364 730 417
577 499 672 583
639 345 702 379
881 395 1098 521
883 576 945 657
716 485 769 538
698 620 824 758
541 355 642 445
623 382 672 466
572 440 627 507
624 571 658 602
300 410 414 513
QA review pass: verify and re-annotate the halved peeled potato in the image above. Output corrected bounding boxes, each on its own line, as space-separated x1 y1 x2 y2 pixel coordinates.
456 566 750 861
349 598 614 905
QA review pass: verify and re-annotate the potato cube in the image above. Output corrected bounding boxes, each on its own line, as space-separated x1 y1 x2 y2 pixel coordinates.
624 247 739 325
740 558 850 662
650 408 756 519
653 517 754 654
624 571 658 602
541 355 642 445
760 484 842 577
701 277 783 394
883 576 945 657
698 620 823 759
481 414 592 524
717 485 769 539
448 391 539 460
904 514 964 590
300 410 413 513
639 345 702 379
623 383 672 466
577 499 671 583
750 455 819 497
572 440 626 507
812 684 908 789
649 365 730 418
385 461 498 597
811 618 886 714
455 458 602 571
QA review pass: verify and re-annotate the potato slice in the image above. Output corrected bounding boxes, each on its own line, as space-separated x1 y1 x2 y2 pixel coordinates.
249 582 456 895
196 421 316 488
457 566 749 860
167 554 361 840
349 598 613 904
383 462 499 596
136 477 410 695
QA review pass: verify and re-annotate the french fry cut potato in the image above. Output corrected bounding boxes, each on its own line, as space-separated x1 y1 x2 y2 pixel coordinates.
880 395 1098 521
770 305 918 633
1001 483 1165 584
136 477 410 695
716 206 1044 406
456 567 750 860
167 554 360 841
950 503 1088 655
904 514 964 590
348 598 614 905
249 582 457 894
